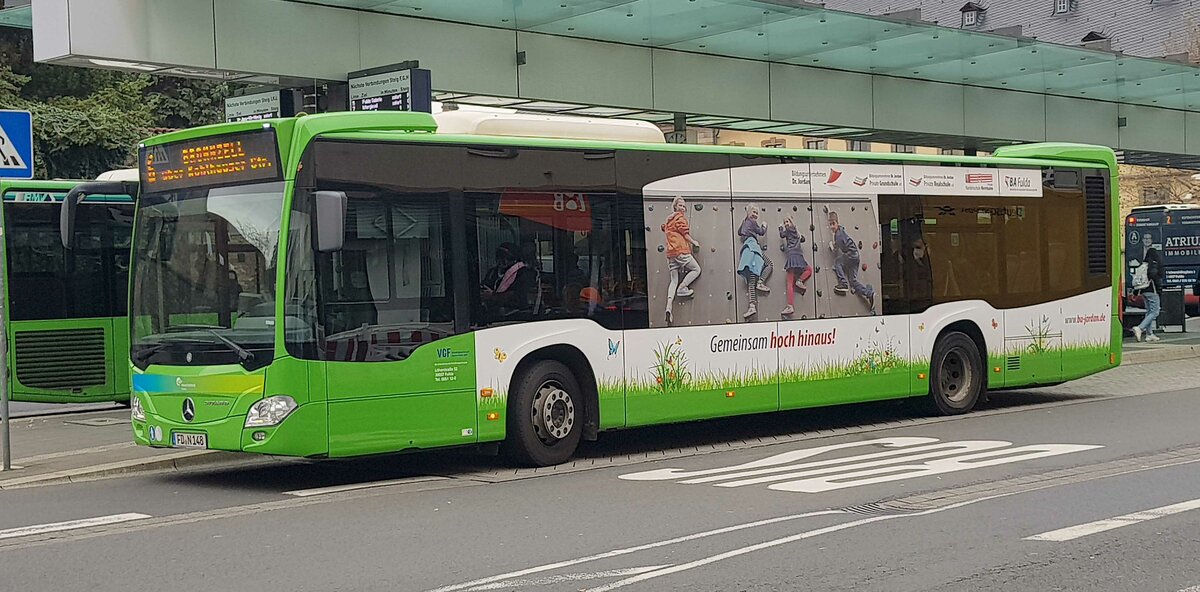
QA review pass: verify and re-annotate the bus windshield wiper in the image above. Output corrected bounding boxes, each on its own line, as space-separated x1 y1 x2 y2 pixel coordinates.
132 343 169 366
207 330 254 362
166 323 224 332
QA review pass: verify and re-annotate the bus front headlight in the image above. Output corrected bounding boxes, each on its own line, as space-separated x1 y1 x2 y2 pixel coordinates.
131 395 145 422
245 395 298 427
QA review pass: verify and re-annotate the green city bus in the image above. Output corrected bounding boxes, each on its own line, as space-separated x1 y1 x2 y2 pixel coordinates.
117 111 1120 466
2 173 136 403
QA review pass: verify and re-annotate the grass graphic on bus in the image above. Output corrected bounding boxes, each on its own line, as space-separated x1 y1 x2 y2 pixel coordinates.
615 334 915 399
1024 314 1056 355
651 337 691 392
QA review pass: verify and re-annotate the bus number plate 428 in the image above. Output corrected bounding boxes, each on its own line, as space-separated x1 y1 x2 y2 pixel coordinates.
172 432 208 449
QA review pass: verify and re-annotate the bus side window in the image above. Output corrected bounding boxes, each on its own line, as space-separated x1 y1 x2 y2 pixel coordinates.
877 196 929 315
461 147 622 330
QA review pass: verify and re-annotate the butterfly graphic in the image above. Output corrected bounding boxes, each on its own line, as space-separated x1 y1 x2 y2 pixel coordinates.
493 348 508 363
607 339 620 357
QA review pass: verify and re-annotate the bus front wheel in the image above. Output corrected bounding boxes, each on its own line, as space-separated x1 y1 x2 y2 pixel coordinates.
505 360 583 467
927 332 983 415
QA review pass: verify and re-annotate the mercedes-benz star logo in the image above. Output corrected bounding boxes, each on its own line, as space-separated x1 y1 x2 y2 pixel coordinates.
182 398 196 423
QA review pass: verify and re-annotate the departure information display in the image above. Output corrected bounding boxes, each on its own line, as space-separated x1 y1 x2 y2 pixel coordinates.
348 67 432 113
139 130 281 192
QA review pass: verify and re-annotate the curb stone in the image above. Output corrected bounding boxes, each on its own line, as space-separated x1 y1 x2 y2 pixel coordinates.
1123 344 1200 365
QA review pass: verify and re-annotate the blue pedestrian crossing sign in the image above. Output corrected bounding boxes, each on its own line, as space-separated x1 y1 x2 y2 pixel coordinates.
0 110 33 180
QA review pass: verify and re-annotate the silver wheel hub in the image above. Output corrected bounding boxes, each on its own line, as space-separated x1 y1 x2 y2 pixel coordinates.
940 350 974 404
531 381 575 443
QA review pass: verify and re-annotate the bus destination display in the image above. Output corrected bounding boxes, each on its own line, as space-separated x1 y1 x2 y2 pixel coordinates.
140 130 281 192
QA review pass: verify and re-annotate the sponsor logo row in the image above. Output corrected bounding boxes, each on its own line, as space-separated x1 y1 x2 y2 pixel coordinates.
739 164 1043 197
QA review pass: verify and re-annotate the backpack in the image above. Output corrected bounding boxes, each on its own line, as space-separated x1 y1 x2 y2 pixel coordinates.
1131 262 1151 292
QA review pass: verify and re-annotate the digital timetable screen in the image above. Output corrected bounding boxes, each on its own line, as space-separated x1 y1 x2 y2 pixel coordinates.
348 67 432 113
139 130 281 192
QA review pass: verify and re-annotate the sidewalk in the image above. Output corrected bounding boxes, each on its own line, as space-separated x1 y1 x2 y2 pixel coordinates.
0 409 260 489
1123 315 1200 365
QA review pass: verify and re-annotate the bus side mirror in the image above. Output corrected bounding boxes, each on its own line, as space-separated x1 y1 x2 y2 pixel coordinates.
59 181 137 249
314 190 347 252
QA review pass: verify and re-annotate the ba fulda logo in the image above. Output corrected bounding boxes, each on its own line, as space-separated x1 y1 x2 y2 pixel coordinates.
1004 174 1032 190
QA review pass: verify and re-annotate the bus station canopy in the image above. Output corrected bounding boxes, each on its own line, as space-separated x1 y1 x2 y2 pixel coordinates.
307 0 1200 113
23 0 1200 167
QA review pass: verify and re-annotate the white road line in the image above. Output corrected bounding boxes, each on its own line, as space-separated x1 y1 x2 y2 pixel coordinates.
586 493 1200 592
283 476 450 497
1024 498 1200 542
581 493 1028 592
0 513 151 541
465 566 670 591
1177 586 1200 592
425 510 846 592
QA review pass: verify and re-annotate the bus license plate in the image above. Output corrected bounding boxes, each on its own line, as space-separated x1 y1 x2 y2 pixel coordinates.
172 432 208 449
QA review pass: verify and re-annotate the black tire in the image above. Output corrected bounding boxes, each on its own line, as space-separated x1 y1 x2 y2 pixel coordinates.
926 331 984 415
504 360 583 467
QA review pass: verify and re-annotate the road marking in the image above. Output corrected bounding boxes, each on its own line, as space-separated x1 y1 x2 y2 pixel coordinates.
464 566 670 591
425 510 846 592
620 437 1101 493
1025 498 1200 542
283 476 449 497
0 513 151 541
1177 586 1200 592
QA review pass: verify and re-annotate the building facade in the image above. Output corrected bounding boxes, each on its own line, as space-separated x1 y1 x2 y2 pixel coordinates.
823 0 1200 60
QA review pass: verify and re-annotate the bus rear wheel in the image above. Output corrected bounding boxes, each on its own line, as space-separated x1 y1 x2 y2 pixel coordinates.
505 360 582 467
926 331 983 415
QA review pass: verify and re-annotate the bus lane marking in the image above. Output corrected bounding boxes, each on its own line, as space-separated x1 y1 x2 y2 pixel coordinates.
619 436 1101 493
0 513 151 541
1025 497 1200 542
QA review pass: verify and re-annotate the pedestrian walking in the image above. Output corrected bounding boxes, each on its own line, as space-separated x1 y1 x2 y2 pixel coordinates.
1132 232 1164 342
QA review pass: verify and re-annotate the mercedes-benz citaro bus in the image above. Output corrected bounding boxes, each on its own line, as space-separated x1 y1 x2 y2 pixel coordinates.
2 171 137 403
110 111 1121 466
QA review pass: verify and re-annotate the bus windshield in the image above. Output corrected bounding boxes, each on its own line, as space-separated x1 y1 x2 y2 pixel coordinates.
130 181 284 369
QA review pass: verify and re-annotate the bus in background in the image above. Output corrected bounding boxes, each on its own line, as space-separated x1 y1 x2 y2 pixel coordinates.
113 112 1120 467
2 171 137 403
1124 204 1200 317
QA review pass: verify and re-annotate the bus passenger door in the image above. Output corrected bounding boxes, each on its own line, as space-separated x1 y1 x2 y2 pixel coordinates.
322 192 477 457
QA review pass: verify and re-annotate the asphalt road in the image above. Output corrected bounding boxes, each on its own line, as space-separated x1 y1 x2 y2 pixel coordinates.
1 359 1199 592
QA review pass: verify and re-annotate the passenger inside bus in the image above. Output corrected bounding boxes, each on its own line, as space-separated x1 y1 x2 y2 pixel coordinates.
481 242 538 318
